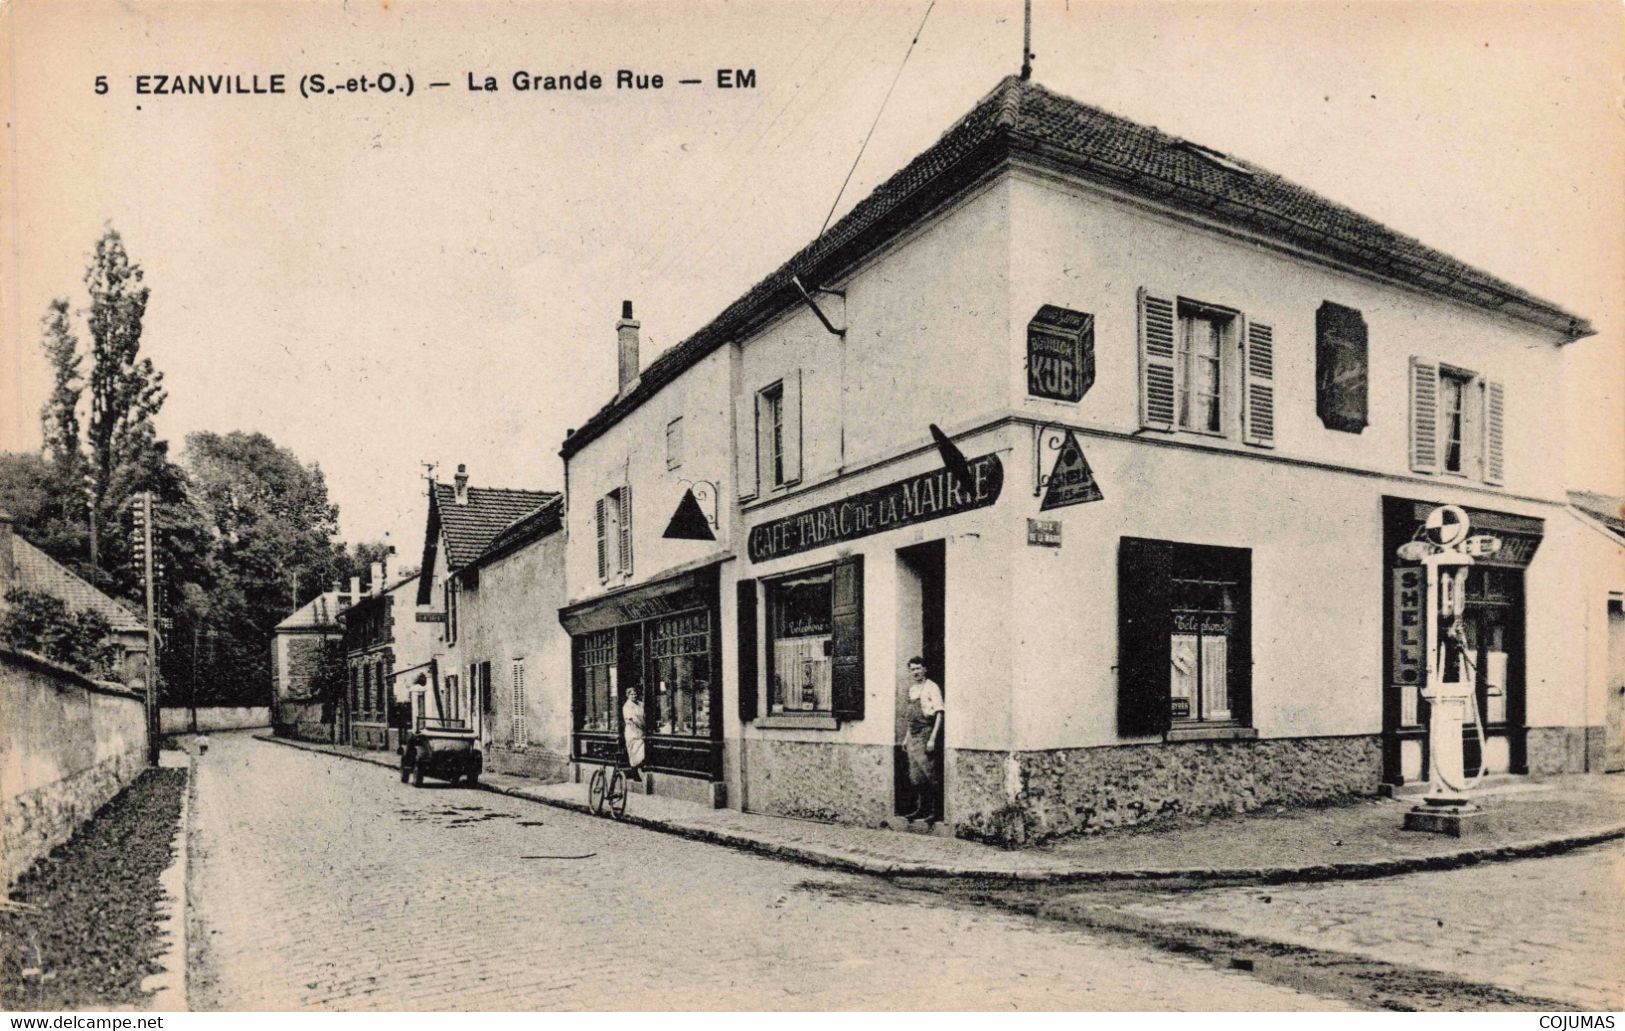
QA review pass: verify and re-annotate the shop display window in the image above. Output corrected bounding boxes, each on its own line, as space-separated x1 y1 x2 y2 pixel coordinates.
767 568 835 714
578 629 617 732
650 611 712 737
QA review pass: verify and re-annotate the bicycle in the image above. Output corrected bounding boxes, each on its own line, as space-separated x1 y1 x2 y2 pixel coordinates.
587 763 629 819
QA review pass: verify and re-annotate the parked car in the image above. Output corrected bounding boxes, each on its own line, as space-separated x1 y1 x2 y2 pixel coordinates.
400 718 482 787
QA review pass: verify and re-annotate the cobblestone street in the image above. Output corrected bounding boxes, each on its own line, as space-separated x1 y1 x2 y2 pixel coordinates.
1108 842 1625 1010
187 734 1342 1010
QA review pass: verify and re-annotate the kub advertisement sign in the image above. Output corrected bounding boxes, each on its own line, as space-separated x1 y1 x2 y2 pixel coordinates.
1026 305 1094 403
1039 430 1103 510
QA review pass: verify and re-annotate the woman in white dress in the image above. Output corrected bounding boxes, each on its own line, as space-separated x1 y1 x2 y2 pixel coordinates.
621 687 646 781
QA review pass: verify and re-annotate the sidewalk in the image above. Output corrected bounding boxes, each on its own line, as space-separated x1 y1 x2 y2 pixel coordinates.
255 733 1625 884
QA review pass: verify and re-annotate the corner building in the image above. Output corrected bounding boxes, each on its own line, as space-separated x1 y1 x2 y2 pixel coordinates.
559 77 1609 844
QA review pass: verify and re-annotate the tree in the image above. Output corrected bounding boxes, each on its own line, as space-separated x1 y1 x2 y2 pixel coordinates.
39 299 84 472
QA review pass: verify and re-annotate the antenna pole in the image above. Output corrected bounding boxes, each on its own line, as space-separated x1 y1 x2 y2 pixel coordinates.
1020 0 1033 80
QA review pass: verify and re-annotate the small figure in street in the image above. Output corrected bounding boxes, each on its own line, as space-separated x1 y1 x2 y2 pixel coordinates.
903 656 944 822
622 686 646 782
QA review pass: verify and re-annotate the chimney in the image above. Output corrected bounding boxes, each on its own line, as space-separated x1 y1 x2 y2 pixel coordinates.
454 463 470 505
0 510 14 590
370 561 384 596
617 300 640 396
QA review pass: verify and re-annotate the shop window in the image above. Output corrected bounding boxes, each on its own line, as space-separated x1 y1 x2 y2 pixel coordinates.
765 556 864 720
1408 358 1504 484
1118 538 1252 736
577 630 617 732
649 611 712 737
768 569 834 714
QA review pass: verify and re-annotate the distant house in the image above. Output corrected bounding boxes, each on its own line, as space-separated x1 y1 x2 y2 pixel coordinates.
0 510 148 683
270 586 355 738
339 569 439 752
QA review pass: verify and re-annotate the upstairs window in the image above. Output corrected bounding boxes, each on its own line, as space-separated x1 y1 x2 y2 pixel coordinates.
764 383 786 486
745 372 802 499
1138 290 1274 447
666 417 683 471
1409 358 1504 485
595 485 634 580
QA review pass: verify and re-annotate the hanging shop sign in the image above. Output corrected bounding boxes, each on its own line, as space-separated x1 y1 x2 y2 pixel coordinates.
663 487 717 542
1039 430 1103 510
415 611 447 623
1026 518 1062 548
1027 305 1095 402
747 454 1004 563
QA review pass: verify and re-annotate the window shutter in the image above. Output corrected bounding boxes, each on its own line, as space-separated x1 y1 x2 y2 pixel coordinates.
830 555 865 721
481 661 493 714
1242 320 1276 448
1117 537 1172 737
1225 547 1253 729
595 497 608 580
737 391 759 501
511 659 526 745
618 486 633 575
1409 357 1440 473
781 370 803 484
736 579 758 722
1483 379 1505 485
1138 288 1177 431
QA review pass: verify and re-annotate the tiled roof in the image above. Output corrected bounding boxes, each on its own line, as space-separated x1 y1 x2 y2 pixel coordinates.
561 76 1592 460
433 484 561 570
464 496 565 574
274 590 353 632
1568 491 1625 542
7 535 145 633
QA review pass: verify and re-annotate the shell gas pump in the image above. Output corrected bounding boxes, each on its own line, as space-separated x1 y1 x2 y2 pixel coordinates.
1398 505 1501 834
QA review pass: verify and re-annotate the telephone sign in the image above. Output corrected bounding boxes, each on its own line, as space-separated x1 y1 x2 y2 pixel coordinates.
1027 305 1094 402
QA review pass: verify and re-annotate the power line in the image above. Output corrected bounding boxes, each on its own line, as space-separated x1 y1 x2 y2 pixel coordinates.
815 0 937 241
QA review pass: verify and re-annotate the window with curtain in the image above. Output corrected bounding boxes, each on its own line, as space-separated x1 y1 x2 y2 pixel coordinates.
767 569 835 714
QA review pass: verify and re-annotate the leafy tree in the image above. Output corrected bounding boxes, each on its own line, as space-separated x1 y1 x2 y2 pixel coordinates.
0 589 118 676
39 299 84 472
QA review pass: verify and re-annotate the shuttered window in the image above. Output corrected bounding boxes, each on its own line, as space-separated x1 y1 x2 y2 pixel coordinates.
595 497 609 580
1409 358 1504 486
511 658 527 746
1242 321 1276 448
736 580 759 722
617 485 633 575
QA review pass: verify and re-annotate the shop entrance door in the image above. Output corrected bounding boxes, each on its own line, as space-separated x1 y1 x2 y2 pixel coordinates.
1606 599 1624 773
894 540 945 817
1459 567 1523 777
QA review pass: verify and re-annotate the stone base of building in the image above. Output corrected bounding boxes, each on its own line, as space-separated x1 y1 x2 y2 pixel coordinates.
1526 726 1609 775
350 723 390 750
742 738 893 825
952 734 1384 847
485 744 569 783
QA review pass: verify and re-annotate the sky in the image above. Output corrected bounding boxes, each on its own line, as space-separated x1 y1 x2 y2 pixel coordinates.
3 0 1621 552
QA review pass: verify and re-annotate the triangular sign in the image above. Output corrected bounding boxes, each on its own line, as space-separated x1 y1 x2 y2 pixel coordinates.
662 487 716 541
1040 430 1103 510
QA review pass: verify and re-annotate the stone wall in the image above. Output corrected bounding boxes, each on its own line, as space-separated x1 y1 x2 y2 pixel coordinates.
278 634 331 699
159 706 271 733
1 649 148 889
484 744 569 783
954 734 1383 846
1526 726 1607 775
743 738 893 824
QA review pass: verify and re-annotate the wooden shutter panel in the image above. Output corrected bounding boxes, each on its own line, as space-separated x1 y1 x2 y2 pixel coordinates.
830 555 865 721
1138 288 1177 431
1117 537 1172 737
1242 320 1277 448
737 389 759 501
781 369 803 484
481 661 493 714
595 497 608 579
618 486 633 575
1225 547 1254 729
736 579 758 722
1483 379 1505 485
511 659 526 745
1409 357 1440 473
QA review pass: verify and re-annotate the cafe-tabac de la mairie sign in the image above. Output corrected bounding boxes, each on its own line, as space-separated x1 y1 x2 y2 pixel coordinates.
747 454 1004 562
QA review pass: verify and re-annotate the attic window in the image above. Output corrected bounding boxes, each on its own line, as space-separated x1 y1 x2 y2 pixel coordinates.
1180 142 1254 177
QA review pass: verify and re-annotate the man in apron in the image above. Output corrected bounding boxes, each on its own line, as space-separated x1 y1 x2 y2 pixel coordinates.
903 657 944 822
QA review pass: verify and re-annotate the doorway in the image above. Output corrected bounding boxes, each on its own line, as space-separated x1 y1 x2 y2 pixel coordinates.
894 540 945 817
1607 598 1624 773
